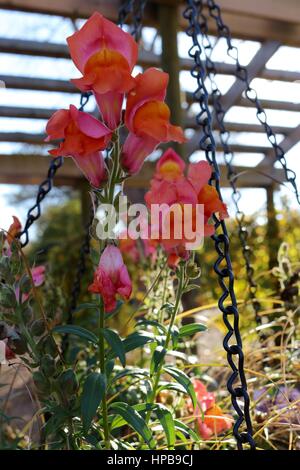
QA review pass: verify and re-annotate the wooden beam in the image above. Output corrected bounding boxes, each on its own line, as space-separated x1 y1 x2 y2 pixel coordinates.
0 74 78 93
0 154 285 189
186 92 300 113
220 41 280 113
0 107 291 136
3 1 300 46
2 38 300 84
215 0 300 25
0 132 272 157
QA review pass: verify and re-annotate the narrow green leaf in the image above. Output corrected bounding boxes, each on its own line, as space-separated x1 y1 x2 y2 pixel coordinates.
101 328 126 367
73 303 98 314
163 366 197 408
174 419 200 443
136 319 167 335
179 323 207 337
53 325 98 344
122 331 155 353
112 368 150 383
156 404 175 449
81 372 106 433
157 382 188 396
150 346 167 375
109 402 155 449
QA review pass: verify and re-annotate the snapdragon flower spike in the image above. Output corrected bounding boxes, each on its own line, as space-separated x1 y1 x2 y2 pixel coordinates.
121 68 186 175
45 105 112 188
67 12 138 129
88 245 132 313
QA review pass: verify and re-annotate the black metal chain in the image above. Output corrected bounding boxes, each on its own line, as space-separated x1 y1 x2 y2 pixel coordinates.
205 0 300 206
118 0 147 40
183 0 256 450
195 2 262 328
68 204 95 321
17 92 91 248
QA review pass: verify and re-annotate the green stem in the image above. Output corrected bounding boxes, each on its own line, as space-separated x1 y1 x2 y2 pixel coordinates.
99 299 110 450
146 263 185 423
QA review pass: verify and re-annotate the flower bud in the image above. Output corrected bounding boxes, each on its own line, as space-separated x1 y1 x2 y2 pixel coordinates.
57 369 79 395
0 285 17 308
21 306 33 324
186 262 201 279
32 371 51 395
40 354 56 377
30 319 46 337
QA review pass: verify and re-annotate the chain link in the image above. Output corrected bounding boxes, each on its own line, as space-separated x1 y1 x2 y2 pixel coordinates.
183 0 256 450
118 0 147 40
17 92 91 247
206 0 300 205
195 2 262 329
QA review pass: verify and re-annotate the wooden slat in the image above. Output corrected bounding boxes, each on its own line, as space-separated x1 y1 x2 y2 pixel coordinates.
0 132 272 156
0 154 286 189
186 92 300 113
0 74 77 93
3 0 300 46
2 38 300 84
0 107 291 135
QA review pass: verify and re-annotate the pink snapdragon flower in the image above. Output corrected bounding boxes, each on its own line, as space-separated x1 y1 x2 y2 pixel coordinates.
45 105 112 187
88 245 132 312
67 12 138 129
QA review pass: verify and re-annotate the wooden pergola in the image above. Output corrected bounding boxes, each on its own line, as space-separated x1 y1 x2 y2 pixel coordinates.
1 0 300 205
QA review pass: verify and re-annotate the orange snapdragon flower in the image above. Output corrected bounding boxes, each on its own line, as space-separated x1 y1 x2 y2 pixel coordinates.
68 12 138 129
121 68 186 175
46 105 112 187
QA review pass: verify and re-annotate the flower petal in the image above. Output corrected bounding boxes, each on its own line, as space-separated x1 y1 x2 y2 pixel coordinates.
72 151 107 188
67 12 138 73
121 132 157 175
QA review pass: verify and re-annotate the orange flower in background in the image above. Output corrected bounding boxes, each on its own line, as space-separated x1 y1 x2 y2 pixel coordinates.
46 105 112 187
121 68 186 175
6 216 22 246
197 405 233 440
187 378 232 440
68 12 138 129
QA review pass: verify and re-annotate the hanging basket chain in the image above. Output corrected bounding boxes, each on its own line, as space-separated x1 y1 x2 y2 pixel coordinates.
195 2 262 329
118 0 147 40
16 92 91 248
206 0 300 206
183 0 256 450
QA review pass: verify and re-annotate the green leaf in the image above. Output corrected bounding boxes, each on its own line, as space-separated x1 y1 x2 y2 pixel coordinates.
157 382 188 396
101 328 126 367
122 331 155 353
183 284 200 294
136 319 167 335
109 402 155 449
112 368 150 383
163 366 197 408
150 346 167 375
81 372 106 433
53 325 98 344
174 419 200 443
156 404 175 449
179 323 207 337
73 303 98 314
